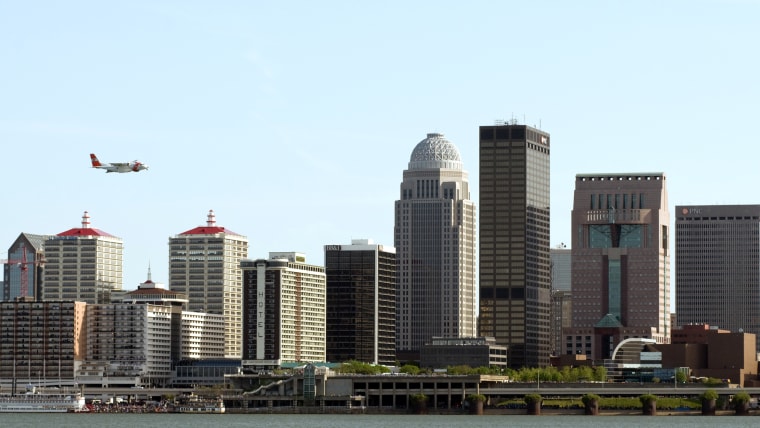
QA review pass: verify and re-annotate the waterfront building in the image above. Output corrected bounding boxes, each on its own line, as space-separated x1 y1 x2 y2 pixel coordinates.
394 133 477 362
0 301 85 386
241 252 326 369
180 311 226 360
168 210 248 358
82 302 174 387
324 239 396 365
419 336 507 369
659 323 758 387
3 233 47 301
117 269 226 361
566 173 671 360
675 205 760 352
42 211 123 303
478 123 551 368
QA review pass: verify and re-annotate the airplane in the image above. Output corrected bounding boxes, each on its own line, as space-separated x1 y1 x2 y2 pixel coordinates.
90 153 149 173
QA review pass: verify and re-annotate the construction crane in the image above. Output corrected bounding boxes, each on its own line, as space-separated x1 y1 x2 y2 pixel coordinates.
1 244 44 299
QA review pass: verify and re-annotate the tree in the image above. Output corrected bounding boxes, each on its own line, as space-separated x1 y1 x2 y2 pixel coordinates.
593 366 607 382
337 360 390 375
732 391 751 415
399 364 420 375
700 389 719 401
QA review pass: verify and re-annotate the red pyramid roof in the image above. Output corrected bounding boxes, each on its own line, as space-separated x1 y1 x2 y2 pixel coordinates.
57 227 115 237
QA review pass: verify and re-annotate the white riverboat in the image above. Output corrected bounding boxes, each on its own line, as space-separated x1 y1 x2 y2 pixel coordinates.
0 385 86 413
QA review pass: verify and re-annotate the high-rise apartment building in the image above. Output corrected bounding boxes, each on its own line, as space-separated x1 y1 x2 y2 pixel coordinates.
117 271 225 361
83 303 174 387
567 173 671 360
169 210 248 358
241 252 326 368
478 123 551 368
4 233 47 300
324 239 396 365
43 211 123 303
394 133 477 361
0 301 86 385
676 205 760 351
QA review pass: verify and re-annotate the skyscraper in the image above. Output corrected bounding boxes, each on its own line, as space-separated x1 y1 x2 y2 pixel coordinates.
394 133 477 361
241 252 326 368
169 210 248 358
550 246 572 356
478 123 551 368
4 232 47 300
324 239 396 365
676 205 760 351
43 211 123 303
567 173 671 359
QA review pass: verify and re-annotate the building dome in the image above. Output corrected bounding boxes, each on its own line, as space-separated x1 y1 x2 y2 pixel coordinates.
408 133 463 170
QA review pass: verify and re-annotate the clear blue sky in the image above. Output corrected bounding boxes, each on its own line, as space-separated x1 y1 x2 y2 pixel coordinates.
2 1 758 293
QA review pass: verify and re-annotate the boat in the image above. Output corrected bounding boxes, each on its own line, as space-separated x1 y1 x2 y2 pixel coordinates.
0 384 86 413
170 398 225 414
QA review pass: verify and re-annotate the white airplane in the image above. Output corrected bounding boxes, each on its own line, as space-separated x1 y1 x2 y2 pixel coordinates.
90 153 149 173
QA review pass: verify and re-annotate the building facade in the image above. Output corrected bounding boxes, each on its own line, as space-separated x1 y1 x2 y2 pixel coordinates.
419 337 508 369
324 239 396 365
169 210 248 358
180 311 226 360
567 173 671 360
241 253 326 368
82 303 174 387
478 123 551 368
675 205 760 351
394 133 477 361
3 233 47 301
42 211 123 303
0 301 85 386
550 246 572 356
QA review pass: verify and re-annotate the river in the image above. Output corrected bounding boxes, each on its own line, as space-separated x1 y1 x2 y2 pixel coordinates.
1 413 758 428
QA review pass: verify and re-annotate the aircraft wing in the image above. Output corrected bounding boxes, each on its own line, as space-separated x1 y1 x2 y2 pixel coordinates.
110 162 129 167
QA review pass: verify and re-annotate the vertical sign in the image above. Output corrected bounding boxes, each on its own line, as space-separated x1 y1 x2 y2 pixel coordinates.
256 263 266 360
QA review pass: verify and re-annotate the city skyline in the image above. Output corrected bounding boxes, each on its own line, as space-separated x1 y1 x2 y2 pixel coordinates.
2 2 759 294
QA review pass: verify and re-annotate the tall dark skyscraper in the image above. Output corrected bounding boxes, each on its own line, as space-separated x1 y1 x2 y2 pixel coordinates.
478 123 551 368
324 239 396 365
676 205 760 352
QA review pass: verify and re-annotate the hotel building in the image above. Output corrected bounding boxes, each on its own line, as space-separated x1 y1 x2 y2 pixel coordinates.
241 252 326 369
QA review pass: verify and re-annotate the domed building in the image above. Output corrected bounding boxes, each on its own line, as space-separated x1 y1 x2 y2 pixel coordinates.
394 133 477 361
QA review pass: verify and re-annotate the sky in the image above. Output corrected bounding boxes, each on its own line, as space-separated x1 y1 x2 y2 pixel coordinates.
1 1 759 294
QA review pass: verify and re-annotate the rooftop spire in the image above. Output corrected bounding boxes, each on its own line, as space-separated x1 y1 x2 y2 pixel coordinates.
206 209 216 226
82 211 91 228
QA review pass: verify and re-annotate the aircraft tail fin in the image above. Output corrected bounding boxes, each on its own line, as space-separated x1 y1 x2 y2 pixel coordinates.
90 153 102 167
